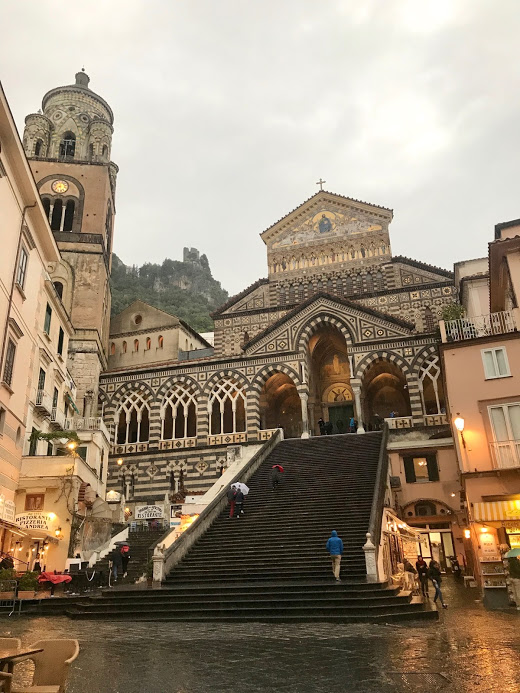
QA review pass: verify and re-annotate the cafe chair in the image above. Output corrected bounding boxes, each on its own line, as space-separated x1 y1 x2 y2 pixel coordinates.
0 671 13 693
12 639 79 693
0 641 20 652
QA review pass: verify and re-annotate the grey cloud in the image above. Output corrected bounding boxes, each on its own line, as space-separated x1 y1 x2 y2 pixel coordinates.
2 0 520 293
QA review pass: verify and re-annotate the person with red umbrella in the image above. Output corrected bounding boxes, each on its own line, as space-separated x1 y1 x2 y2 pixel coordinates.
270 464 284 490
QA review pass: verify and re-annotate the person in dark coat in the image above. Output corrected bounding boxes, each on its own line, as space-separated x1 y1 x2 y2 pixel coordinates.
110 547 123 582
227 485 236 518
324 421 333 435
121 545 131 578
326 530 344 581
270 464 283 489
234 488 244 518
428 560 447 608
317 418 325 435
416 555 429 597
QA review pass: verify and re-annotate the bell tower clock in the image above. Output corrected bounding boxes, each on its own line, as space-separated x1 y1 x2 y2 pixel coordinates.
23 70 118 414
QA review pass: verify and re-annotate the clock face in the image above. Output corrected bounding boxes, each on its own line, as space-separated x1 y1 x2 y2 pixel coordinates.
52 180 69 194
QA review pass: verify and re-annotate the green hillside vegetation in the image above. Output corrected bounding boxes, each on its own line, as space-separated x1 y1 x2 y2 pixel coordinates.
110 248 228 333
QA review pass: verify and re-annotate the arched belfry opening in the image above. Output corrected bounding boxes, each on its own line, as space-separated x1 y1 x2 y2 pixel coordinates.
362 360 411 423
307 324 353 434
259 372 302 438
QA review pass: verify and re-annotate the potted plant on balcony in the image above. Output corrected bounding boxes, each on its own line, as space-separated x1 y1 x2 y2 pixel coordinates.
28 429 80 453
17 571 39 600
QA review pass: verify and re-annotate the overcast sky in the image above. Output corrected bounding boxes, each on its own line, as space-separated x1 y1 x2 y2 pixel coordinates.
2 1 519 295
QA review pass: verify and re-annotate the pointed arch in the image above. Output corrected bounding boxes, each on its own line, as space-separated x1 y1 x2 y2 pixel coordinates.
161 381 198 440
296 312 355 353
209 377 247 434
115 391 151 444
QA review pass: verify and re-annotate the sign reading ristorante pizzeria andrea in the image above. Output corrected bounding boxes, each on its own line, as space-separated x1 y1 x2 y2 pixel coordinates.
135 505 164 520
15 512 54 530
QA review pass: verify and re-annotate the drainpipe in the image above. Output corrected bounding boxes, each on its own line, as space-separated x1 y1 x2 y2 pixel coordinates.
0 203 37 379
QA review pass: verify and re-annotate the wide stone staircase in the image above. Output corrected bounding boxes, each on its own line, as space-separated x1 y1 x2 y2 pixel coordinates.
90 528 164 584
67 433 435 622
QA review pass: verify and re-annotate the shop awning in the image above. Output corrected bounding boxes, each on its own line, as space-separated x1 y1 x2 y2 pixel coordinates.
0 519 27 538
473 500 520 522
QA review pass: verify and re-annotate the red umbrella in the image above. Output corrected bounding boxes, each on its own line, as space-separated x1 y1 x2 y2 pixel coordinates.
272 464 284 473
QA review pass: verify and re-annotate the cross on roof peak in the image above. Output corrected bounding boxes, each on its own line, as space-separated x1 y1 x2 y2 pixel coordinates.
316 178 326 191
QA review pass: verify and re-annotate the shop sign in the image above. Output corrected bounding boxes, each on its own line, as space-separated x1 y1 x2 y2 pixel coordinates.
15 512 54 530
135 505 164 520
3 501 15 523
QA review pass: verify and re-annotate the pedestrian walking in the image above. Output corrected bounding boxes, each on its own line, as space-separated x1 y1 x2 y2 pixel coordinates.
110 546 123 583
234 488 244 518
416 555 429 597
234 482 249 514
318 418 325 435
428 559 448 608
270 464 284 489
227 485 236 518
121 544 131 578
326 529 344 582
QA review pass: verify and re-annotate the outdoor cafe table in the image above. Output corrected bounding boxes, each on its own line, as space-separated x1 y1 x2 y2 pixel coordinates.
0 647 43 674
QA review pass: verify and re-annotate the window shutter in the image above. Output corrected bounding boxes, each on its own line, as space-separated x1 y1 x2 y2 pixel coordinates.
426 455 439 481
403 456 416 483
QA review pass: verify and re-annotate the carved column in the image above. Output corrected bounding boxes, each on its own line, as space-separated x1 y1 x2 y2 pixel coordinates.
352 385 365 434
300 391 310 439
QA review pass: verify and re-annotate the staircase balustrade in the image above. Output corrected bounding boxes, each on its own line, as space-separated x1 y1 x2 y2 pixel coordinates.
365 424 390 582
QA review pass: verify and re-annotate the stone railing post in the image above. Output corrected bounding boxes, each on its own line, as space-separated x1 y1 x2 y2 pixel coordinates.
363 532 378 582
300 391 310 438
152 544 165 585
352 385 365 433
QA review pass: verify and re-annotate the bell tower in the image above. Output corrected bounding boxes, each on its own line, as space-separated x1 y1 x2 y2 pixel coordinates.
23 70 118 414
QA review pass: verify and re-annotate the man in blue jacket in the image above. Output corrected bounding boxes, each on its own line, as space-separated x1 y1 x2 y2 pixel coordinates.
326 530 344 581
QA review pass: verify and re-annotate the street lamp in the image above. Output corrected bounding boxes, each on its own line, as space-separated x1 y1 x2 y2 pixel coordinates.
454 414 466 448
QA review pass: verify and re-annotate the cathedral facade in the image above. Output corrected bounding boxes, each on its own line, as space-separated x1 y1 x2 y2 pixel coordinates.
99 191 456 502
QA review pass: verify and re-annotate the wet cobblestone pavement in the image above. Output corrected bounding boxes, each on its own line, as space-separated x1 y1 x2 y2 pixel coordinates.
1 579 519 693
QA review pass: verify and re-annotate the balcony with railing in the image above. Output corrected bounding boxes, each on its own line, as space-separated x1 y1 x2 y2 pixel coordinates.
64 416 111 441
50 407 65 429
440 310 518 343
490 440 520 470
35 390 53 416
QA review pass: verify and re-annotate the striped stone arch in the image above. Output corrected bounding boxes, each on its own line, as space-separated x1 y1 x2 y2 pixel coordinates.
156 374 202 400
105 380 157 445
411 345 439 375
354 350 413 381
295 312 355 352
203 368 250 396
250 363 302 395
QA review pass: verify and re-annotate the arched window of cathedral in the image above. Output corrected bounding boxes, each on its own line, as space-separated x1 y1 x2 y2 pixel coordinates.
63 200 75 232
365 272 374 293
326 279 333 294
116 392 150 444
317 280 323 292
424 307 436 332
419 354 444 415
134 339 139 352
53 281 64 299
146 337 151 350
161 383 198 440
122 341 127 354
50 199 63 231
288 284 296 303
102 144 108 160
34 139 43 157
41 197 51 220
298 283 304 301
158 335 164 348
110 342 116 356
89 143 94 161
278 287 286 305
210 378 246 435
344 276 353 295
59 131 76 159
375 271 384 291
